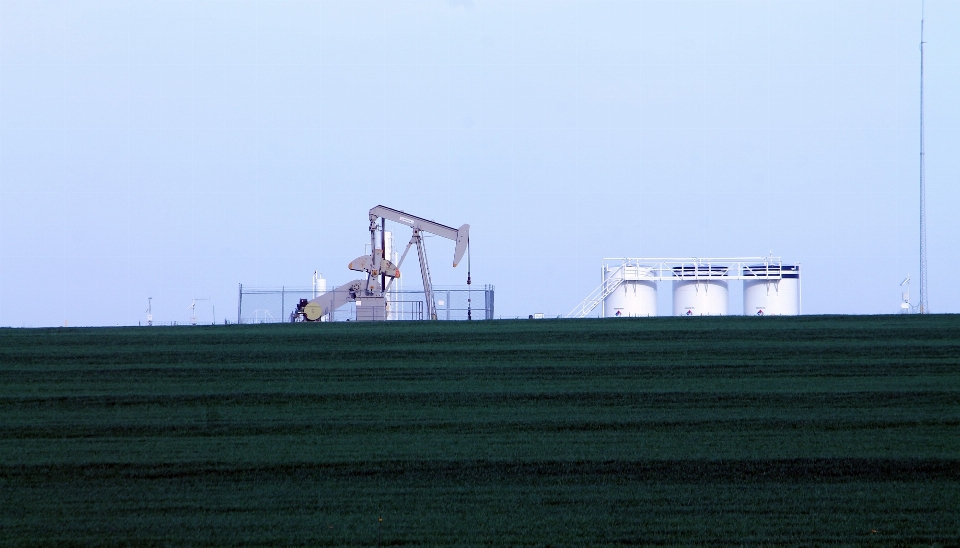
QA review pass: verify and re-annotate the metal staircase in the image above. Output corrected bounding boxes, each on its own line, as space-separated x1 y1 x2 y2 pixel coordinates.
566 267 625 318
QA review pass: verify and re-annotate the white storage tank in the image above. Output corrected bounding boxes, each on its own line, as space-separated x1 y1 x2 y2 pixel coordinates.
672 265 729 316
742 264 800 316
312 271 327 297
602 264 657 317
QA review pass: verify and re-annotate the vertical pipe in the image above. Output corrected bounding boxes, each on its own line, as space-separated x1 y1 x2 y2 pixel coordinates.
369 215 378 296
237 283 242 325
381 219 386 295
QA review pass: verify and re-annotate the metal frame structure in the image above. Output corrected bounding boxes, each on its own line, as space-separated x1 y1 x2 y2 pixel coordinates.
368 206 470 320
292 205 471 322
568 256 796 318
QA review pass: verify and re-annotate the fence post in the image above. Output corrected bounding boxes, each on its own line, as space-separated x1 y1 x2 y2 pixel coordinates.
485 286 494 320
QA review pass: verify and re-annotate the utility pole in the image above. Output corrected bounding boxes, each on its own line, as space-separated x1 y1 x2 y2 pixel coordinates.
919 0 929 313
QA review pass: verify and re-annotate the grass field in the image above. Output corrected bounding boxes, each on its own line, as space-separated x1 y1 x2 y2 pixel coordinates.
1 315 958 546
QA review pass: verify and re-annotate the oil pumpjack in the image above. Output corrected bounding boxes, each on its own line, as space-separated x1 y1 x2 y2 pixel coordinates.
292 206 470 322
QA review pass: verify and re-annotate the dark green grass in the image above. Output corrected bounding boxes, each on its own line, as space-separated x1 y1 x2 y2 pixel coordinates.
1 315 958 546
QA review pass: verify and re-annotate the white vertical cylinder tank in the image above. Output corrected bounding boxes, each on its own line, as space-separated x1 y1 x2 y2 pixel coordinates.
742 264 800 316
312 271 327 297
672 265 729 316
602 264 657 317
384 231 395 262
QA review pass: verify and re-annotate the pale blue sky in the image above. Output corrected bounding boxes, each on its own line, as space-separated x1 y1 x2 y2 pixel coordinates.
1 0 957 326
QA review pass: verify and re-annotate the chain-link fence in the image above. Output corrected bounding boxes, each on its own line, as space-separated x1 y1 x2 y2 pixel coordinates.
237 284 494 323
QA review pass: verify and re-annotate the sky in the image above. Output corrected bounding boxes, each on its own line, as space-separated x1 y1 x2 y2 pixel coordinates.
0 0 958 326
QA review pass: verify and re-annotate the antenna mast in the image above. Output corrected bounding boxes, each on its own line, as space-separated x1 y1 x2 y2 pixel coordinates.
919 0 929 313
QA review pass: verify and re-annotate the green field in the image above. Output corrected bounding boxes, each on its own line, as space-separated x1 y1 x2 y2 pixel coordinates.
1 315 958 546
